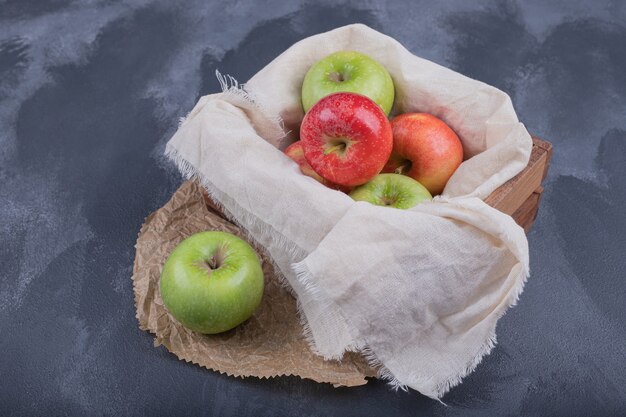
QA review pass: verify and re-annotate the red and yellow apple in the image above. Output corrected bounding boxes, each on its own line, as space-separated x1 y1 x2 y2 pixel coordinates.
300 92 393 187
383 113 463 195
285 141 326 183
284 141 351 193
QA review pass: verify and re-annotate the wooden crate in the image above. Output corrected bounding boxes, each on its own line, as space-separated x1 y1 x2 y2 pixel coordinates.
485 137 552 232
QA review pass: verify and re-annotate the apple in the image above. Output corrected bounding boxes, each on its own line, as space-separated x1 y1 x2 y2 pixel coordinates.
160 231 264 334
383 113 463 195
300 92 393 187
301 51 395 115
284 141 352 193
285 141 327 182
350 173 432 209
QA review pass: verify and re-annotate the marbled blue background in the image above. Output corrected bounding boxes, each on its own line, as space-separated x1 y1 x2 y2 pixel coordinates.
1 1 625 415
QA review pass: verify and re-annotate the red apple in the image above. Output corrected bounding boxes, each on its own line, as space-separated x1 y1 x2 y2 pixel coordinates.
284 141 352 193
383 113 463 195
300 92 393 187
285 141 326 183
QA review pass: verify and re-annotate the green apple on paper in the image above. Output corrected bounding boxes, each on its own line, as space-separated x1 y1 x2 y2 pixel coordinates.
350 173 432 209
160 231 264 334
301 51 395 115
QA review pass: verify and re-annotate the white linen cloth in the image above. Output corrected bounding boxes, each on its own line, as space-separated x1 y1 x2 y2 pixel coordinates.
165 24 532 399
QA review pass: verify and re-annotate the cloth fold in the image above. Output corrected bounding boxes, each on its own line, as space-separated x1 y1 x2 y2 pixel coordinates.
165 24 532 398
292 198 528 398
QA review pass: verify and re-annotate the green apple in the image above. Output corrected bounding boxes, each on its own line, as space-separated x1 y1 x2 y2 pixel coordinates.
160 231 264 334
301 51 395 115
349 173 432 209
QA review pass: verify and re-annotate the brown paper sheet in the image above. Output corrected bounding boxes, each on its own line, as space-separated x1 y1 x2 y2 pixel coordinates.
132 180 377 386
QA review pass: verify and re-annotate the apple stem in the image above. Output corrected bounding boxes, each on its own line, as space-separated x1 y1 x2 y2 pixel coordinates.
208 257 218 269
328 71 346 83
394 161 412 175
324 143 347 155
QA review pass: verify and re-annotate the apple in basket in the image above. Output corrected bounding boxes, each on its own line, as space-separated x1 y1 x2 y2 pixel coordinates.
301 51 395 115
350 173 432 209
284 141 352 193
383 113 464 195
160 231 264 334
300 92 393 187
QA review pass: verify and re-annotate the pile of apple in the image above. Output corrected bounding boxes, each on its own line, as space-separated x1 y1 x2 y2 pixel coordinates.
159 51 467 337
285 51 464 209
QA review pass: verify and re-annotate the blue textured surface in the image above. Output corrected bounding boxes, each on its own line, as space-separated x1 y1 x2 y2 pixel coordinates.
1 1 625 415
